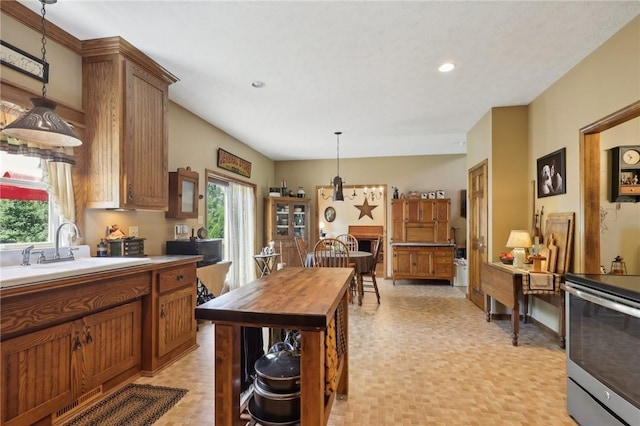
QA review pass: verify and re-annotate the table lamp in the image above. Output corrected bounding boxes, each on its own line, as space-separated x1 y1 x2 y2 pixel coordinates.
506 230 532 268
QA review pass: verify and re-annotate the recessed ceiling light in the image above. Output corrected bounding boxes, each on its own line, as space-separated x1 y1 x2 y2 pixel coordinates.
438 63 455 73
251 81 266 88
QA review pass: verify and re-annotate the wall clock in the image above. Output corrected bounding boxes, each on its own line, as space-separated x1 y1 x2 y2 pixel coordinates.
324 206 336 222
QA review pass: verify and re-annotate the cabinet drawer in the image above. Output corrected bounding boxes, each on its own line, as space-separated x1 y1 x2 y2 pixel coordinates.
158 265 196 294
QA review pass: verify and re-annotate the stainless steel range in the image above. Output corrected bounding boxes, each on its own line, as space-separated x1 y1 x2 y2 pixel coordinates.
564 273 640 426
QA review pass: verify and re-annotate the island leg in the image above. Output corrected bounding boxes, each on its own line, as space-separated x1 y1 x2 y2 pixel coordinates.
300 329 325 426
214 324 243 426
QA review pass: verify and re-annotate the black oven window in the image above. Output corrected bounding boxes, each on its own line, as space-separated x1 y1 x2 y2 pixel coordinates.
569 296 640 408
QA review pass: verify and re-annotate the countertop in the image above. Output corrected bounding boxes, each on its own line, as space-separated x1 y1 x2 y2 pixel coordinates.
391 242 455 247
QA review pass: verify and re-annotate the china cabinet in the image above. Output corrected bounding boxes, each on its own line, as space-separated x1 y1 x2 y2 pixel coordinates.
264 197 310 267
166 167 199 218
82 36 178 210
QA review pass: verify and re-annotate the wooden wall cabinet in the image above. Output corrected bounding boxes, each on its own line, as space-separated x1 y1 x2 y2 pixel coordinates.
264 197 310 267
1 301 141 425
609 145 640 202
166 167 199 218
392 245 454 284
82 37 178 210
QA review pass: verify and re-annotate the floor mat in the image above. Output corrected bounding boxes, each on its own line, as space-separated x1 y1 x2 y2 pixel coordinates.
62 384 188 426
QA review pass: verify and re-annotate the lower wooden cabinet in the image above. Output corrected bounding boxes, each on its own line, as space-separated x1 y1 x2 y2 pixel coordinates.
143 263 198 374
392 244 454 284
158 285 197 357
1 301 141 426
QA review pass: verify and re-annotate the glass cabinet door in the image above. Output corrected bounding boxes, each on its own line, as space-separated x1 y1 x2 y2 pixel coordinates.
275 202 290 237
293 203 306 237
181 178 195 214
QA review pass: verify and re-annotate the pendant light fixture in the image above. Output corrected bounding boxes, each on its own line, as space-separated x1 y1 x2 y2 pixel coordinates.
332 131 344 201
2 0 82 147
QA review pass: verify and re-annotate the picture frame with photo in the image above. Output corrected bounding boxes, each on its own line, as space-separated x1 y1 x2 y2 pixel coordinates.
537 147 566 198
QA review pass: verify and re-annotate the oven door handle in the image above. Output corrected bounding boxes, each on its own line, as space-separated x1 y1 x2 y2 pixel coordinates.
565 284 640 319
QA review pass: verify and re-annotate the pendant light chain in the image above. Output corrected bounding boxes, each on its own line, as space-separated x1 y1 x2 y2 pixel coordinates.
336 132 340 177
40 1 48 98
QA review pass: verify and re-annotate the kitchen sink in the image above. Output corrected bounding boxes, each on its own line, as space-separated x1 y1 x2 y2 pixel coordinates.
0 256 152 289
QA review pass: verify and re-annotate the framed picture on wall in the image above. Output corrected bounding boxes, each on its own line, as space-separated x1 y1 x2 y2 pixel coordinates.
537 148 566 198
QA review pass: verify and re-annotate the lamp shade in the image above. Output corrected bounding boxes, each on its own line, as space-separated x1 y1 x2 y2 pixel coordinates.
506 230 532 248
1 98 81 147
332 176 344 201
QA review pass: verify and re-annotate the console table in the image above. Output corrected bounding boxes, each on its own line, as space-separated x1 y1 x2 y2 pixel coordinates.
481 262 565 347
195 267 353 426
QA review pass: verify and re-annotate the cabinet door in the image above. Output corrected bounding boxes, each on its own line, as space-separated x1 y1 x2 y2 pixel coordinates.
274 201 291 239
434 200 451 243
393 247 412 275
413 249 434 276
158 286 197 358
406 199 421 222
391 200 406 242
1 322 75 425
83 301 141 391
292 201 307 239
123 61 168 209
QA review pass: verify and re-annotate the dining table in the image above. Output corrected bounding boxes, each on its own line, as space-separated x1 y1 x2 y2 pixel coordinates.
195 267 353 426
306 250 373 305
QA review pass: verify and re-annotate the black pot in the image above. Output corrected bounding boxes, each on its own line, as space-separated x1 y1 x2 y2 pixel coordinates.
254 350 300 392
252 377 300 423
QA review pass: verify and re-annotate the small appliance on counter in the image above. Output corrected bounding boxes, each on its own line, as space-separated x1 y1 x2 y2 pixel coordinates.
107 238 146 257
166 238 222 267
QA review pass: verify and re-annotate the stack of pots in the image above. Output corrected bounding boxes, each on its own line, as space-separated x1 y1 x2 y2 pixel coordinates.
250 349 301 425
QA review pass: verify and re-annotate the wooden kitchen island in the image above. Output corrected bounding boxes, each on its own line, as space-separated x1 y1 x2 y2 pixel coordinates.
195 267 354 426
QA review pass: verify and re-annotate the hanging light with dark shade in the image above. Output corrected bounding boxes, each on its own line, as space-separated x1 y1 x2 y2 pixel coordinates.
332 131 344 201
1 0 82 147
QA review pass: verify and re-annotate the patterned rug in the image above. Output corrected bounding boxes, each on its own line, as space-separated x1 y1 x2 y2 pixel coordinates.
63 384 188 426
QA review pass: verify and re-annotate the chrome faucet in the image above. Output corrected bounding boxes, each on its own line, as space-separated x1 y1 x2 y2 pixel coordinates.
21 245 35 265
54 222 82 260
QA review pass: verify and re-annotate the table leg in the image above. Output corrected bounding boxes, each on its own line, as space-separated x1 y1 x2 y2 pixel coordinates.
511 300 520 346
357 273 363 306
300 329 325 426
214 324 243 426
559 292 566 349
523 294 530 323
485 294 491 322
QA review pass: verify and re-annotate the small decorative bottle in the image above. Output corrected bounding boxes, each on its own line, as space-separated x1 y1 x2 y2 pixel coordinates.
97 239 108 257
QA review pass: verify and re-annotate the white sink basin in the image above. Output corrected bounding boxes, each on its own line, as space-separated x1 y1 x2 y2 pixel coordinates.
0 257 152 289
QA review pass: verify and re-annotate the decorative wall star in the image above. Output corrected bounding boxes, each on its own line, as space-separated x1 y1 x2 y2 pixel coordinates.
355 198 378 219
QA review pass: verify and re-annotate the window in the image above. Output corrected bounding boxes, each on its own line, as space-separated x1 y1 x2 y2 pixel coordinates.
206 169 257 289
0 152 59 246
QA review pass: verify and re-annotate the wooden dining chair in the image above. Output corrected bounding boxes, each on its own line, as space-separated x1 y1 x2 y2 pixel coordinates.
336 233 359 252
360 236 382 304
294 236 309 266
313 238 356 303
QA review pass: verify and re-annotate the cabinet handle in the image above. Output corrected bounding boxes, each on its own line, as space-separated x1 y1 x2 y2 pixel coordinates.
74 332 82 350
160 304 166 318
128 184 134 201
85 326 93 344
176 274 184 281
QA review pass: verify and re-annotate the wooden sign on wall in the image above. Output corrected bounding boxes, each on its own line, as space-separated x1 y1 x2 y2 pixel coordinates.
217 148 251 178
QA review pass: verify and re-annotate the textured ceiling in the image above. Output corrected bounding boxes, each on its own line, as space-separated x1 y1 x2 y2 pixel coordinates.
15 1 640 161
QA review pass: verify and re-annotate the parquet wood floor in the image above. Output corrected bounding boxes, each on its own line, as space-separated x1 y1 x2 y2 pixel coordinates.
134 279 575 425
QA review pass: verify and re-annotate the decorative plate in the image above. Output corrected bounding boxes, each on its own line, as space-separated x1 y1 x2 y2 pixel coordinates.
324 206 336 222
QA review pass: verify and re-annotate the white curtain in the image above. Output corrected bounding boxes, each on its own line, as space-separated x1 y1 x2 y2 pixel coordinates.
42 159 75 225
225 182 256 289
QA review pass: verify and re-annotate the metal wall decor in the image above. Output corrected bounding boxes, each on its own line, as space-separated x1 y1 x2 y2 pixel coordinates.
217 148 252 178
0 40 49 83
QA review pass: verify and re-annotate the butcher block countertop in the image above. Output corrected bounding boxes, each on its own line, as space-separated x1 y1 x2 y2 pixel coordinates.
195 266 352 330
